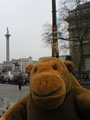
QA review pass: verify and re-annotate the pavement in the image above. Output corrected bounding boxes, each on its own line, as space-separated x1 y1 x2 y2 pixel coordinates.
0 84 29 116
0 82 90 117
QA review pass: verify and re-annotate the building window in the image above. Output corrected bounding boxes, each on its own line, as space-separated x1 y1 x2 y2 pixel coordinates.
85 57 90 70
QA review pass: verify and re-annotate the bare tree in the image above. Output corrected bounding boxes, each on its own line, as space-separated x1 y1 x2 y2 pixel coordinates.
58 0 90 79
42 0 90 79
42 23 52 47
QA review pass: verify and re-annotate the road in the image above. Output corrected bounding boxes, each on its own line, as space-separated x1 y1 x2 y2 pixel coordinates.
0 84 29 116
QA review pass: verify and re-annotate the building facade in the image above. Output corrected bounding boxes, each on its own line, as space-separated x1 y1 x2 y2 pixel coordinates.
66 2 90 80
0 56 36 76
12 56 33 73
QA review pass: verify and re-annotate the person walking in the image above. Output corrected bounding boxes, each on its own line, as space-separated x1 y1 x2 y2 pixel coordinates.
18 73 23 91
86 75 89 81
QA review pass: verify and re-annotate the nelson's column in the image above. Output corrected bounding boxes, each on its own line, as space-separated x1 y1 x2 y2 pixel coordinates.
5 27 11 63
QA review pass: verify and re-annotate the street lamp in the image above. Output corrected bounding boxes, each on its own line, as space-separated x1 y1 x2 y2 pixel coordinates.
52 0 59 58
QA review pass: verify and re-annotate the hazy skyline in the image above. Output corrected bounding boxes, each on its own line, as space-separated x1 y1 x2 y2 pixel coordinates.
0 0 60 63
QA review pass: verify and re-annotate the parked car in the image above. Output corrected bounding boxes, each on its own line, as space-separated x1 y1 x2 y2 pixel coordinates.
2 74 9 83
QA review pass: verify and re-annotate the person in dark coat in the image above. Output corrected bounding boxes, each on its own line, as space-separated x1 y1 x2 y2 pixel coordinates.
18 73 23 91
86 75 89 81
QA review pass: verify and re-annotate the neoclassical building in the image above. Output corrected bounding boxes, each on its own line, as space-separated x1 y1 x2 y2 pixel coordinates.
66 2 90 80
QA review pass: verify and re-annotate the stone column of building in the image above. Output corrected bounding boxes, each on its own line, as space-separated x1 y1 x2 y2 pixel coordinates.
5 28 11 63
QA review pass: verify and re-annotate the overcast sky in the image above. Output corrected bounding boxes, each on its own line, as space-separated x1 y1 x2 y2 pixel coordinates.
0 0 61 63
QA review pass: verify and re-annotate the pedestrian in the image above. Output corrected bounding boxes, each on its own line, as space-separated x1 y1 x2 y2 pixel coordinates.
86 75 89 81
18 73 23 91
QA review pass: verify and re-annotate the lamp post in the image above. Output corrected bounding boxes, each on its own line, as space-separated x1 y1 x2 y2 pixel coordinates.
52 0 59 58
